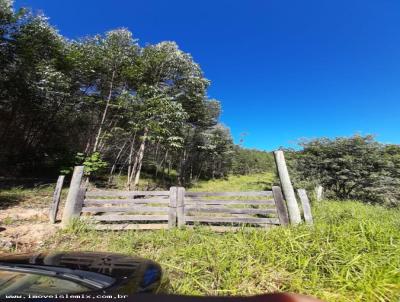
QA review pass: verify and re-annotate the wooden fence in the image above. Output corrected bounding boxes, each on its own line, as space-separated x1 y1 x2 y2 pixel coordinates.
182 189 288 231
62 185 291 231
58 153 314 230
81 189 172 230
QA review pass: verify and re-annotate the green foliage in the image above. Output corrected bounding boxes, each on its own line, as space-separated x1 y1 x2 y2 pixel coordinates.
0 2 231 183
59 152 107 176
231 146 275 175
49 201 400 301
79 152 108 176
190 172 275 191
290 135 400 205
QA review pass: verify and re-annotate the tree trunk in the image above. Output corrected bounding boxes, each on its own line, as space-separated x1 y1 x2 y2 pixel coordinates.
132 127 148 190
156 149 168 178
92 70 115 153
126 132 137 188
108 140 128 184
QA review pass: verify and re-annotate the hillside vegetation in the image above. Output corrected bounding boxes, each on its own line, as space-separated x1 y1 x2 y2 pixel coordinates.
189 172 275 192
1 172 399 301
51 200 400 302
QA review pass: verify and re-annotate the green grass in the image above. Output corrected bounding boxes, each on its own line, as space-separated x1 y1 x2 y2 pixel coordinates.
0 184 57 209
189 173 276 192
2 174 399 300
49 200 400 302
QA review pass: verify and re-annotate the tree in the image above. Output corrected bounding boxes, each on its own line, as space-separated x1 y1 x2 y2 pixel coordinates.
69 29 139 154
0 1 237 187
231 147 275 175
291 135 400 205
0 6 77 174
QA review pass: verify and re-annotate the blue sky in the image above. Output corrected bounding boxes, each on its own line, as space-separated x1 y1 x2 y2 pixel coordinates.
15 0 400 150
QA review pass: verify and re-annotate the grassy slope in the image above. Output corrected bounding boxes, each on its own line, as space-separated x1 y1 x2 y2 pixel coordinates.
189 173 275 192
46 173 400 302
0 184 58 209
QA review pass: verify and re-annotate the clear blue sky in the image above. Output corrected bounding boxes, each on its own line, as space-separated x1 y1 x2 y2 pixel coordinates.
15 0 400 150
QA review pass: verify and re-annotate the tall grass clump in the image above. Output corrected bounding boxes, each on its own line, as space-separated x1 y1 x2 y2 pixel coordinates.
190 173 275 192
47 201 400 302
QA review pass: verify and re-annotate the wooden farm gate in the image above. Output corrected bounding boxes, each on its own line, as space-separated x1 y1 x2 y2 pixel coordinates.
59 152 314 230
80 190 173 230
180 188 289 231
62 184 290 231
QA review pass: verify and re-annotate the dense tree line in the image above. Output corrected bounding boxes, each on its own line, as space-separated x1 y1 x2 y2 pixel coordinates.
3 2 398 205
231 147 275 175
287 135 400 206
0 1 242 186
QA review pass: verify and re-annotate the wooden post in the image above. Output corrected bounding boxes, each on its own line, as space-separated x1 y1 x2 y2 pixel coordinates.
297 189 313 225
177 187 186 227
273 150 302 224
73 187 87 217
315 185 323 201
272 186 289 226
49 175 65 224
61 166 84 227
168 187 177 228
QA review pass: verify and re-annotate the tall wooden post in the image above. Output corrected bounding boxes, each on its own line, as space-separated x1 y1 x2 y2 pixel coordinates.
297 189 313 225
177 187 186 227
168 187 177 228
49 175 65 224
272 186 290 226
273 150 302 225
62 166 84 227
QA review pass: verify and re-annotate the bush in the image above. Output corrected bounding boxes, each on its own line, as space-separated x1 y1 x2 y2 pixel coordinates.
289 135 400 206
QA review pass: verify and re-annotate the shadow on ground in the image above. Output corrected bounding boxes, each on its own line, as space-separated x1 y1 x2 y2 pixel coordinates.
0 178 55 209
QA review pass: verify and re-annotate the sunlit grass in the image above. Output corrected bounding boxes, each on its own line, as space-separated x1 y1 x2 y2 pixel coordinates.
189 173 276 192
49 200 400 301
0 184 57 209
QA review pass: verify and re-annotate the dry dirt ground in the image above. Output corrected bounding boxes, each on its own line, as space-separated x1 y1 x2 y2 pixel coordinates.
0 205 60 254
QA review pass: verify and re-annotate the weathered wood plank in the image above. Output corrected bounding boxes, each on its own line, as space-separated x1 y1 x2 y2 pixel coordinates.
274 151 301 224
177 187 185 227
49 175 65 224
93 224 169 230
185 191 273 197
185 216 280 224
84 198 170 205
62 166 84 227
168 187 177 228
82 206 169 213
298 189 313 224
185 199 276 205
185 225 243 232
91 215 169 221
73 187 86 217
272 186 290 226
85 190 169 197
185 206 277 215
203 225 276 232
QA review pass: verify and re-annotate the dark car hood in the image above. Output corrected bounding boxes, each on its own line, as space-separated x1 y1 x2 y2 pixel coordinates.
0 251 162 294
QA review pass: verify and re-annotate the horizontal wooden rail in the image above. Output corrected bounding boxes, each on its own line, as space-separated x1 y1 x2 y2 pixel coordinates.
94 224 169 230
185 206 277 215
185 191 273 197
90 214 169 221
185 199 276 205
85 190 169 197
84 198 169 205
185 225 277 232
185 216 280 224
82 206 169 213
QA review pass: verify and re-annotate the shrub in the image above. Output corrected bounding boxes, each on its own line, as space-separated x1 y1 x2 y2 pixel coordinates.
289 135 400 205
